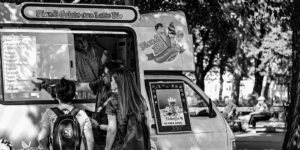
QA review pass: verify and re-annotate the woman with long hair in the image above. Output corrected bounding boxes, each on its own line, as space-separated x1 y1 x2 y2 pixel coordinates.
105 68 148 150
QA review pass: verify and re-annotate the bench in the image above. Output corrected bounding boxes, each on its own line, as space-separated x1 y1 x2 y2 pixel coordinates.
255 119 286 132
219 106 287 132
229 119 286 132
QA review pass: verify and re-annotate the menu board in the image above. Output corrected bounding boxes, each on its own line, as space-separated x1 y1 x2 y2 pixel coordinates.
0 29 78 101
1 35 37 94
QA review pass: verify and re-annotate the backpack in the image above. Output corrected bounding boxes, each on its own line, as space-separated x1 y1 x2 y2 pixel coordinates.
50 107 84 150
122 114 150 150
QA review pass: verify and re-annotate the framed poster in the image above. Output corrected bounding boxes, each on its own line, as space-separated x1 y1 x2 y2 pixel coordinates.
149 81 191 134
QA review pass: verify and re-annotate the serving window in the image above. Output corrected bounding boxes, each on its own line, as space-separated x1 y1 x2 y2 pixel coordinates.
0 28 136 103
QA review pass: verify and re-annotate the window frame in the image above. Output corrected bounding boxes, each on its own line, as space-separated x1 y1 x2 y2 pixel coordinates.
145 74 211 110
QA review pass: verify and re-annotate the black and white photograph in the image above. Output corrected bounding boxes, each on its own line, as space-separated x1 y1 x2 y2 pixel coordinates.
0 0 297 150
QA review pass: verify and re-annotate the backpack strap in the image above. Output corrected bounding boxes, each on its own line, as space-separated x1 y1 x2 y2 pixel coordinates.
50 107 64 117
70 107 80 117
97 97 115 112
103 97 114 107
69 107 89 150
49 107 65 146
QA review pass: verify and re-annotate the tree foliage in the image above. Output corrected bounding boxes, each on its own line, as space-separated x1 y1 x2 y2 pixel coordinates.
218 0 291 103
136 0 292 105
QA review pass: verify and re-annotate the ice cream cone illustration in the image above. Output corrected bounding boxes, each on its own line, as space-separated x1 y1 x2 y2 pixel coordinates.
168 97 177 115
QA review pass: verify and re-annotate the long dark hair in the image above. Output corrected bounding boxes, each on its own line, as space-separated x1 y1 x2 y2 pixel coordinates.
96 84 112 110
111 68 147 120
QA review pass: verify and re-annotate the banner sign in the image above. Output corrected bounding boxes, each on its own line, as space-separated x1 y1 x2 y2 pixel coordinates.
149 82 191 134
21 3 138 23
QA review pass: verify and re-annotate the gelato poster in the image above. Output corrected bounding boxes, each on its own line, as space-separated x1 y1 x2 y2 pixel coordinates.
149 82 191 134
134 11 195 71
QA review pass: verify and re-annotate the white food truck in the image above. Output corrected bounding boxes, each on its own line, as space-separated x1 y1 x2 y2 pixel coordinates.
0 2 235 150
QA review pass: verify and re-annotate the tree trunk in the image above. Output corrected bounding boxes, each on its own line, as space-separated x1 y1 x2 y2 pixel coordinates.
195 72 205 90
252 55 263 95
231 73 241 106
195 37 206 90
253 71 263 95
260 75 269 97
219 68 224 101
269 81 275 105
263 78 271 100
219 51 225 101
195 49 205 90
230 34 243 106
282 3 300 148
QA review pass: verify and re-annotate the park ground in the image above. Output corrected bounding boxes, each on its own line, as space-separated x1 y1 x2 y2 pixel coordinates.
235 131 285 150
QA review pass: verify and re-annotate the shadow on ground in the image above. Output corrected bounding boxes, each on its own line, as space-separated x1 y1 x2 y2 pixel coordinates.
235 132 285 150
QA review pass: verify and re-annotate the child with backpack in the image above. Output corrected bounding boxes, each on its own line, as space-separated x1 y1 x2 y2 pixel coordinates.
105 68 150 150
38 78 94 150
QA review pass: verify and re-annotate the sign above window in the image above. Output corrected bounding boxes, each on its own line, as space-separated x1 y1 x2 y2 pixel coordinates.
21 3 138 23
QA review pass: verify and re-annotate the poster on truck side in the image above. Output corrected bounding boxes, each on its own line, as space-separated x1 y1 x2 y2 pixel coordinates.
134 11 195 71
149 81 191 134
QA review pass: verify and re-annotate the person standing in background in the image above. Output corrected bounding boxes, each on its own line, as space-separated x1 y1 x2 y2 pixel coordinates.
75 34 107 82
222 96 237 120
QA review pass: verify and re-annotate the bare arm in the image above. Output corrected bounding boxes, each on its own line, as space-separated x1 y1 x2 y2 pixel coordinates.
37 127 50 150
100 124 108 131
83 118 94 150
77 77 106 94
105 114 117 150
75 82 92 92
91 118 108 131
38 110 51 150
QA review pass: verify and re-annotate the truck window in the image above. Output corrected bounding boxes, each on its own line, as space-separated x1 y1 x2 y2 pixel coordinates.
0 28 136 103
146 79 210 118
184 83 210 117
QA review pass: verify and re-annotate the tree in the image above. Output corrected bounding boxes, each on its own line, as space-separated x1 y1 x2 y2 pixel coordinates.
220 1 254 104
282 0 300 149
243 1 292 98
258 25 291 98
218 0 292 105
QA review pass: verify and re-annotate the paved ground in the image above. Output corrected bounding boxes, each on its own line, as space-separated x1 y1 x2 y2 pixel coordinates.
235 131 285 150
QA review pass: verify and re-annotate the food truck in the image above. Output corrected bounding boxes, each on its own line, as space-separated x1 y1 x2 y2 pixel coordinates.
0 2 236 150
